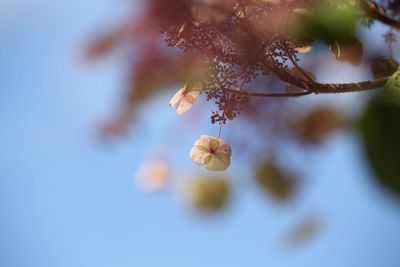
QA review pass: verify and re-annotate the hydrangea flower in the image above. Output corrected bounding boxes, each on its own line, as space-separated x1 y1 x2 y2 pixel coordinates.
169 81 202 114
190 135 231 171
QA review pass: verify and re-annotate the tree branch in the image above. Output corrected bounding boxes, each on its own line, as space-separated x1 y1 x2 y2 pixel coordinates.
222 76 389 98
357 0 400 30
308 76 388 93
230 90 312 97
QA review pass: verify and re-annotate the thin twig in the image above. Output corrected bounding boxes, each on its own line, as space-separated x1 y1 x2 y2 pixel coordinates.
283 42 315 83
357 0 400 30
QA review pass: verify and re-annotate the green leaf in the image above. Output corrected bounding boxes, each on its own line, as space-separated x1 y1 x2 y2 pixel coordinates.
296 3 358 45
382 68 400 106
359 91 400 198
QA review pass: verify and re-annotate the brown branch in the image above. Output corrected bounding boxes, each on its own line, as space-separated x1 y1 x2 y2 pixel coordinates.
357 0 400 30
194 3 390 98
230 90 312 97
308 76 388 93
256 3 395 91
221 76 389 98
261 50 389 94
262 61 313 90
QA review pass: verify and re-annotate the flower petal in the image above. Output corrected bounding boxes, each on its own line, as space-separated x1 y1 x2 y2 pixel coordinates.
217 141 231 156
209 138 220 151
194 135 212 148
195 145 209 152
185 90 200 103
176 98 194 114
190 146 209 165
173 87 201 115
205 153 230 171
202 153 212 164
169 89 183 108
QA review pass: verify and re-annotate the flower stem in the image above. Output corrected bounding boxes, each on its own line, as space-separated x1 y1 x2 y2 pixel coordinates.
218 109 226 139
217 121 223 139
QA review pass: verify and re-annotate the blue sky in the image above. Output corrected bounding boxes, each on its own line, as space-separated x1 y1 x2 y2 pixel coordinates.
1 1 400 267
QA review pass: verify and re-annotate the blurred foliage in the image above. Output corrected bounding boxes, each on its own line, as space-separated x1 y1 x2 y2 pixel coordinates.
295 0 364 66
126 54 207 107
359 70 400 197
371 57 399 79
256 159 296 202
291 106 344 145
329 39 363 66
296 1 357 44
283 216 323 249
186 177 230 213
